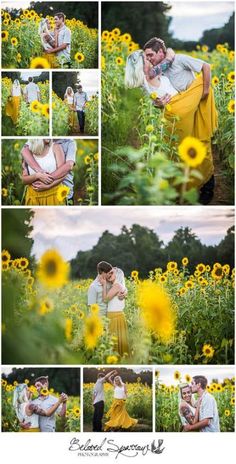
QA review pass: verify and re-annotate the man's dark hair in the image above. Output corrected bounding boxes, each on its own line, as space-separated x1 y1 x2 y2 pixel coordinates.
143 37 167 54
35 376 49 385
97 261 112 274
97 373 105 379
28 77 33 82
193 375 208 389
54 12 65 22
77 84 83 89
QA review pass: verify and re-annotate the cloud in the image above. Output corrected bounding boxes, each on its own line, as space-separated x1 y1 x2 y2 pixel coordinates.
30 207 234 260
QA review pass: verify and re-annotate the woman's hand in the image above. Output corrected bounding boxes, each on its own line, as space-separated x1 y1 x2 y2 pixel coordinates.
37 172 54 184
166 48 175 61
98 275 106 285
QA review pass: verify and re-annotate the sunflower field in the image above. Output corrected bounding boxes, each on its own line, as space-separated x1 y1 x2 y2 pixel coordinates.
1 139 98 206
1 378 80 432
83 380 152 431
1 76 49 136
1 9 98 69
101 29 235 205
2 249 234 365
52 92 98 136
155 372 235 432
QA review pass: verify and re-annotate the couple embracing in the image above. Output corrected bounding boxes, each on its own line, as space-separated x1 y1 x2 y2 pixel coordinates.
88 261 129 357
93 370 137 432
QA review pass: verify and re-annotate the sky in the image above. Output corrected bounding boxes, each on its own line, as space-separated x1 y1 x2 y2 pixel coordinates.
30 206 234 260
156 366 235 385
166 1 234 40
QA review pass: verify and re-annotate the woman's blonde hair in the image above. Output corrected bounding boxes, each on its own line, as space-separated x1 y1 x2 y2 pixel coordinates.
28 139 46 156
64 86 74 98
125 50 145 89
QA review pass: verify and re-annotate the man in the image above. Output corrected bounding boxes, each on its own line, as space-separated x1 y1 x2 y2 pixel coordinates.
88 261 127 317
93 370 117 432
21 139 76 203
25 77 40 103
74 85 88 133
31 376 68 432
183 375 220 432
45 12 71 66
143 37 214 204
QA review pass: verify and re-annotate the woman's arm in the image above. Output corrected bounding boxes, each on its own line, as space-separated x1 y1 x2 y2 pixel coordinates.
179 401 195 425
102 282 122 302
107 376 115 386
124 384 127 398
53 143 65 169
22 164 54 185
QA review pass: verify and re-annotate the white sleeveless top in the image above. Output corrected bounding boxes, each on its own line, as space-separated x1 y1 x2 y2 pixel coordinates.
22 403 39 428
66 96 74 105
114 385 126 399
12 85 21 96
28 144 57 175
143 75 178 98
107 283 125 313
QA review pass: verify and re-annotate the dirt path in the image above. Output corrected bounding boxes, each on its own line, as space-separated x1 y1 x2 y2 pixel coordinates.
210 146 234 205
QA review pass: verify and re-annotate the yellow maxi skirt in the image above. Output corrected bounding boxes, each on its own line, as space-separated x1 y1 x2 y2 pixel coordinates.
5 96 21 124
107 312 129 356
25 185 64 206
165 75 218 187
20 428 40 432
104 399 138 430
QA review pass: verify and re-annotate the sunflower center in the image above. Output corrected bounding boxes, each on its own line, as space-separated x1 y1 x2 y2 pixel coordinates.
215 268 222 276
45 259 57 276
187 148 197 158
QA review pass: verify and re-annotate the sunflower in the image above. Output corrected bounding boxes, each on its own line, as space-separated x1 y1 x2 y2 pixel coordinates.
111 27 121 37
72 406 80 417
196 263 206 274
146 124 154 133
185 374 192 383
116 56 124 65
211 266 223 280
178 136 207 167
230 397 235 406
37 249 70 288
167 261 177 272
227 100 235 113
185 280 194 289
1 31 9 42
102 30 109 41
137 280 175 342
106 355 118 364
224 409 231 417
74 52 85 63
131 270 139 279
201 45 209 52
2 188 8 197
30 100 42 113
78 310 84 320
39 298 54 315
41 103 50 118
202 344 215 358
84 156 91 165
94 152 99 161
211 76 219 86
11 37 18 46
40 388 49 396
2 250 11 263
65 318 73 342
159 275 167 284
56 185 70 203
90 303 99 314
19 257 29 270
227 71 235 83
174 370 181 381
182 257 189 266
30 57 50 69
122 33 132 43
16 53 22 63
84 314 104 349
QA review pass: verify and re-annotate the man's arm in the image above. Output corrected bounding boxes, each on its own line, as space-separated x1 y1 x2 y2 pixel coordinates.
183 417 211 431
201 63 211 100
50 160 74 180
45 43 68 54
31 176 66 191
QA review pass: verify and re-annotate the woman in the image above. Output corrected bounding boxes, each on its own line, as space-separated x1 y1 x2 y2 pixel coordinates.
125 50 217 191
104 375 138 431
178 383 202 431
99 269 129 356
64 87 76 129
22 139 65 205
6 79 22 124
13 383 62 432
38 18 58 67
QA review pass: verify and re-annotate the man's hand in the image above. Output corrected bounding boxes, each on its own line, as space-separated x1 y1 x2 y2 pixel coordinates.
37 172 54 184
153 94 171 108
98 275 106 285
201 88 210 100
20 421 31 429
183 424 192 432
118 289 127 300
166 48 175 61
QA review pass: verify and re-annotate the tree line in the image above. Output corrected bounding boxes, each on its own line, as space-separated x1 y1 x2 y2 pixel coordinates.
84 368 152 386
